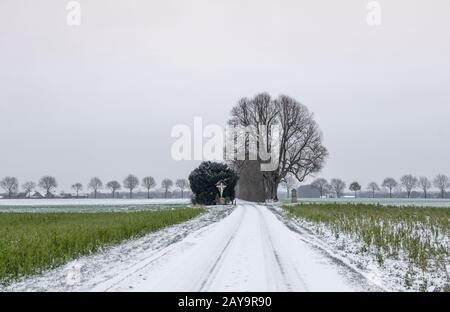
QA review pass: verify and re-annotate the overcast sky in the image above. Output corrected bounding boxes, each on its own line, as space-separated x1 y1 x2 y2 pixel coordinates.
0 0 449 192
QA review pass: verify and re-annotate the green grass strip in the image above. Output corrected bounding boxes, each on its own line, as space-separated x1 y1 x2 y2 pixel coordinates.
0 208 204 284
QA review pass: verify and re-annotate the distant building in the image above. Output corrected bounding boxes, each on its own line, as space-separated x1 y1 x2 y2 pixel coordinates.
31 191 44 199
297 185 321 198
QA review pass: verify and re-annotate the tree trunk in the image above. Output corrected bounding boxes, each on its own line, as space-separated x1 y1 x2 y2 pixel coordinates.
354 191 357 198
112 190 115 199
147 189 150 199
272 183 279 201
130 189 132 199
389 189 392 198
372 190 375 198
94 190 97 199
181 190 184 198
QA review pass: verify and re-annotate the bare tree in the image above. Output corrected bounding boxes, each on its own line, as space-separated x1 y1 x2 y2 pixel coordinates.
330 179 346 198
71 183 83 198
0 177 19 199
106 181 121 198
367 182 380 198
281 175 298 198
22 181 36 198
123 174 139 199
400 174 418 198
175 179 189 198
228 93 328 201
349 182 361 198
38 176 58 198
418 177 431 199
382 177 398 198
161 178 173 198
311 178 329 198
88 177 103 199
142 176 156 199
433 174 449 199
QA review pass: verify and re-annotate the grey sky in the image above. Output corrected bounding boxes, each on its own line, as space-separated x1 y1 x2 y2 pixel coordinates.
1 0 449 192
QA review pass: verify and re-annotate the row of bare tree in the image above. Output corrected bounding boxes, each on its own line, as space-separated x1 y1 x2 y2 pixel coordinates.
0 175 190 199
310 174 450 199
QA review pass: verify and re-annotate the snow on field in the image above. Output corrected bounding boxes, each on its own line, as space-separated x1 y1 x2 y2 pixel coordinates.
0 198 190 206
0 198 191 213
272 205 449 292
294 198 450 208
2 202 380 292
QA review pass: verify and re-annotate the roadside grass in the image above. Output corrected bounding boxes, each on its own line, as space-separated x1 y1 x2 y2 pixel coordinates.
0 208 204 284
284 203 450 291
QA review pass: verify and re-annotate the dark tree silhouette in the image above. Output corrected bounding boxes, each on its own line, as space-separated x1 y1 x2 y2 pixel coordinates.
142 176 156 199
38 176 57 198
123 174 139 199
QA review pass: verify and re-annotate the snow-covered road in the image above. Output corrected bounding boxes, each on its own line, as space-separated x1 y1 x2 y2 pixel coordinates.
94 203 376 292
4 203 379 292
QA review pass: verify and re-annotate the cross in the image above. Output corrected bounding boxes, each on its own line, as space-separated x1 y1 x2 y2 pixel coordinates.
215 181 227 198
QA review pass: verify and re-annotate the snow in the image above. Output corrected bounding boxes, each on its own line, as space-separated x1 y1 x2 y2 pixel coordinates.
293 198 450 208
2 202 380 292
272 204 449 292
0 198 191 213
0 198 190 207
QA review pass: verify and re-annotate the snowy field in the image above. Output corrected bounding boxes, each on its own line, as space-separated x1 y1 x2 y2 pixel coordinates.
2 202 381 292
277 204 450 292
294 198 450 208
0 199 191 213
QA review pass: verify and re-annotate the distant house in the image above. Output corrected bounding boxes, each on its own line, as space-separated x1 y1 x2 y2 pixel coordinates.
31 191 44 199
297 185 321 198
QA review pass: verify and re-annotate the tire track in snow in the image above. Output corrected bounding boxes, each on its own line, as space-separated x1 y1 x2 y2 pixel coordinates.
197 206 247 291
255 204 310 291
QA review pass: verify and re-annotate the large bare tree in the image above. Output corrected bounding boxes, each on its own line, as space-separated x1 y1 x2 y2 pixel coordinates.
382 177 397 198
367 182 380 198
0 177 19 199
106 181 121 198
71 183 83 198
400 174 418 198
433 174 449 199
330 178 346 198
161 178 173 198
142 176 156 199
88 177 103 199
311 178 329 197
38 176 57 198
22 181 36 198
418 176 431 199
349 181 361 198
228 93 328 201
123 174 139 199
175 179 189 198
